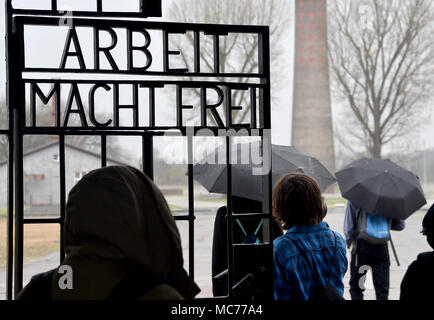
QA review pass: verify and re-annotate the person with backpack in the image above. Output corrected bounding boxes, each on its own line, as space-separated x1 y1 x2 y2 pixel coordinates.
273 172 348 300
211 196 282 297
400 203 434 300
344 200 405 300
16 166 200 300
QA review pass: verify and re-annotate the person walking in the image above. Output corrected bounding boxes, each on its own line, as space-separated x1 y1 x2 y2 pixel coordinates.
273 172 347 300
400 203 434 300
344 201 405 300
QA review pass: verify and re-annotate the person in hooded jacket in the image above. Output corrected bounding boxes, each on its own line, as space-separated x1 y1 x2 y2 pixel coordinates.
16 166 200 300
400 203 434 300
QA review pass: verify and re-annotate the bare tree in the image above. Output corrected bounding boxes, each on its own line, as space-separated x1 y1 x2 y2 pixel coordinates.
166 0 291 125
328 0 434 159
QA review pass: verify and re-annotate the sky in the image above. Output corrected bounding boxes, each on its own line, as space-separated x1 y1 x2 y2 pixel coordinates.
1 0 434 164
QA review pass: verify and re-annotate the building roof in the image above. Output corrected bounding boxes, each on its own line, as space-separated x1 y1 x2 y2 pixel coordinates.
0 141 127 167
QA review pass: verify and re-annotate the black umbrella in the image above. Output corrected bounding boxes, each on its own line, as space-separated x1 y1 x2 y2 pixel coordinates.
336 158 426 220
192 142 336 201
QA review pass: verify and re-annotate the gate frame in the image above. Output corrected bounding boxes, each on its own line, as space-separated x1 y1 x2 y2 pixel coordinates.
4 0 273 300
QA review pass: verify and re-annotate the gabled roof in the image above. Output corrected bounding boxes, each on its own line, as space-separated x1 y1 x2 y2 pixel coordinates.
0 141 126 167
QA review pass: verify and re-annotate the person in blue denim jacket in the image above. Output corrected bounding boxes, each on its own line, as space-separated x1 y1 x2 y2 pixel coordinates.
273 172 348 300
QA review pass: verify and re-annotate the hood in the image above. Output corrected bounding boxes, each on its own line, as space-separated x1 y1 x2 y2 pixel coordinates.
51 166 200 299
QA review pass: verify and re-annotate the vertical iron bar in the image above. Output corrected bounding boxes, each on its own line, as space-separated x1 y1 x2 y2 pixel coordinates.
226 136 234 298
162 30 169 72
148 87 156 127
187 133 195 279
9 11 25 297
51 0 57 11
213 35 220 74
142 134 153 180
250 87 257 129
30 87 36 127
258 88 265 129
194 31 200 73
55 84 61 127
261 130 272 242
97 0 103 12
6 135 14 300
59 135 66 261
13 116 24 296
101 135 107 168
5 0 14 301
259 29 273 299
258 31 271 129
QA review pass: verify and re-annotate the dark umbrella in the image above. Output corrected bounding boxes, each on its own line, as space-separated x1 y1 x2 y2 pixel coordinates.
192 142 336 201
336 157 426 220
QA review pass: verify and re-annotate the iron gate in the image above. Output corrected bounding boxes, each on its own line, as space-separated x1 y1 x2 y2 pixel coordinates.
4 0 272 300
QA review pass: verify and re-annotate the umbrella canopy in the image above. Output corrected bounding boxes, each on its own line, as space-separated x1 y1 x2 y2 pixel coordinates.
192 142 336 202
336 158 426 220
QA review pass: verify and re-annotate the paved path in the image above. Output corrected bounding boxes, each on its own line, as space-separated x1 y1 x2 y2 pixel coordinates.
1 202 431 300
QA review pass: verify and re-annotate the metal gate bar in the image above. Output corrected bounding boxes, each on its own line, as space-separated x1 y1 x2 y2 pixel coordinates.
5 0 272 300
187 134 195 279
15 0 161 18
225 137 234 297
0 128 13 300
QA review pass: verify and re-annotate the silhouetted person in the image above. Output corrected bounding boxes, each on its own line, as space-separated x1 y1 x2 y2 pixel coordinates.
273 172 347 300
400 203 434 300
16 166 200 300
211 196 282 297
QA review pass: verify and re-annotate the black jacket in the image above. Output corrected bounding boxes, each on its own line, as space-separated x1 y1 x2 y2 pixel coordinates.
400 251 434 300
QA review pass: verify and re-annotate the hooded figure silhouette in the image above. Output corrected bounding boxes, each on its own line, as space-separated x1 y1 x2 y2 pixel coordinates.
17 166 200 300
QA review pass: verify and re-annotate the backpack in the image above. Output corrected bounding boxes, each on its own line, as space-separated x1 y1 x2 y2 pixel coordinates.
357 209 391 245
235 219 263 244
